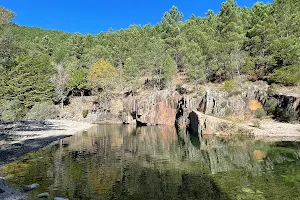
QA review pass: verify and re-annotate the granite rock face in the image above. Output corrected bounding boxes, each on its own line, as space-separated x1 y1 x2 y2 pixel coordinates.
266 93 300 122
123 90 179 125
91 84 299 127
199 86 267 117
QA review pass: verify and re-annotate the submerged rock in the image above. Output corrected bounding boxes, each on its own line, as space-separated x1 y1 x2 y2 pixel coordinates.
23 183 39 192
0 177 24 199
37 192 49 198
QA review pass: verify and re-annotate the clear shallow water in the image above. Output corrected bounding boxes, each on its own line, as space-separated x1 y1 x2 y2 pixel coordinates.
2 125 300 200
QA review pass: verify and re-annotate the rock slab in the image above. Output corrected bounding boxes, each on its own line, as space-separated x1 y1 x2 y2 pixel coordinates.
37 192 50 198
54 197 69 200
23 183 39 192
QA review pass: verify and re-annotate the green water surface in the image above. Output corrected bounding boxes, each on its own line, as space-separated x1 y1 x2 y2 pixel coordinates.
2 125 300 200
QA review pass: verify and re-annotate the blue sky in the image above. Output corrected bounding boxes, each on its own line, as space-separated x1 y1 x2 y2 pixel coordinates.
1 0 271 34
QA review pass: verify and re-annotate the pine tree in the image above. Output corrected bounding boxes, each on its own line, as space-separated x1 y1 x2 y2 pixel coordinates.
67 34 85 59
0 7 15 25
246 2 276 78
161 6 184 69
163 54 176 82
67 69 88 96
4 54 54 108
39 35 54 56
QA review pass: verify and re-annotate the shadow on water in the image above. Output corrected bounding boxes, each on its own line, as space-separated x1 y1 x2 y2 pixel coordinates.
2 125 300 199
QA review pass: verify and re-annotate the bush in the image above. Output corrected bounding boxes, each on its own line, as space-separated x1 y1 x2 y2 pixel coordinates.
252 119 261 128
25 102 59 120
264 98 277 115
222 80 240 94
175 84 188 95
0 100 26 121
82 110 88 118
271 65 300 86
255 108 266 119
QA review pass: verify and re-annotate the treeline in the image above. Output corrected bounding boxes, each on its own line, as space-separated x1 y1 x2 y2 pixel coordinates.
0 0 300 120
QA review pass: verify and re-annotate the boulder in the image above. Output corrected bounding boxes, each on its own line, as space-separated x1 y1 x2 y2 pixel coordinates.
37 192 49 198
23 183 39 192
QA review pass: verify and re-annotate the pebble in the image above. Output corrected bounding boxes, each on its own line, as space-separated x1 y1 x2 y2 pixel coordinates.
23 183 39 192
0 188 4 193
54 198 69 200
37 192 49 198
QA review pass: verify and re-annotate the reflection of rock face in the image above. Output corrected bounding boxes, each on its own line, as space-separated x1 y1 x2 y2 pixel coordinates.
201 137 265 174
64 125 268 176
6 125 290 200
253 150 265 160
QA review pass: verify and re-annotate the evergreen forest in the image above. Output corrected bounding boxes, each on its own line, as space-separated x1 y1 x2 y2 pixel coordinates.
0 0 299 120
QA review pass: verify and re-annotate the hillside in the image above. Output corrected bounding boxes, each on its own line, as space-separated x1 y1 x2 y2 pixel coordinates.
0 0 299 123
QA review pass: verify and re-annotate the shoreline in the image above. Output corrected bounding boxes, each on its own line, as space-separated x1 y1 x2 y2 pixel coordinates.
0 119 94 200
0 119 94 166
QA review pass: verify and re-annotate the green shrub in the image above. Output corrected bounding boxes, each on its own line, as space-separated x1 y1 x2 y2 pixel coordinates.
271 65 300 86
0 100 26 121
82 110 88 118
264 98 277 115
25 102 59 120
252 119 261 128
222 80 239 93
255 108 266 119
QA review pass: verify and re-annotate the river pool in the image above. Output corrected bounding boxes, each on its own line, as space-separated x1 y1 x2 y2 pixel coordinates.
2 125 300 199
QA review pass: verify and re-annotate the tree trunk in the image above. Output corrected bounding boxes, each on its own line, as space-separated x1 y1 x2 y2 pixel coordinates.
81 91 84 111
61 100 64 110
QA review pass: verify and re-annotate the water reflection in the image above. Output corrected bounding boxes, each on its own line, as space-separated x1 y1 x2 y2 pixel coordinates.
3 125 300 200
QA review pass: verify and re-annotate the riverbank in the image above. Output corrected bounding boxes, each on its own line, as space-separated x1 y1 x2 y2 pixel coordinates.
0 119 93 165
0 119 94 199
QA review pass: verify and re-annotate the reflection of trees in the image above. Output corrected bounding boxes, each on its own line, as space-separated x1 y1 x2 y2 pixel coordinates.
53 125 272 199
5 125 300 199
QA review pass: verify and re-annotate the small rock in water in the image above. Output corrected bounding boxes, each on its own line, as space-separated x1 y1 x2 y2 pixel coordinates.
54 197 69 200
23 183 39 191
0 188 5 193
37 192 50 198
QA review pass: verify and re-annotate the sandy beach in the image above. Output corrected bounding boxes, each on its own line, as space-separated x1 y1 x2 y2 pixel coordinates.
0 119 94 200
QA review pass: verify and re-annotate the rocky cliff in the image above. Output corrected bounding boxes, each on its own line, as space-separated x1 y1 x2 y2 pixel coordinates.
63 83 300 137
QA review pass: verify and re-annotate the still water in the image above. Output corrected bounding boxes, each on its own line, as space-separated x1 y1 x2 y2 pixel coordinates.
2 125 300 200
